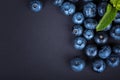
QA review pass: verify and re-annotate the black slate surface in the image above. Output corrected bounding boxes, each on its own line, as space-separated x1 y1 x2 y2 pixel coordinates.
0 0 120 80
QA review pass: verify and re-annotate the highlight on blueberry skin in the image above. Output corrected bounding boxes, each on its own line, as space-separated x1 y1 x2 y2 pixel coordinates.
85 44 97 58
72 25 83 36
84 19 97 29
106 54 120 68
94 32 108 44
61 2 76 16
74 37 87 50
53 0 64 7
98 2 107 17
72 12 85 24
98 45 111 59
70 58 86 72
92 60 106 73
83 29 94 40
113 45 120 55
83 2 96 18
30 0 43 12
110 25 120 40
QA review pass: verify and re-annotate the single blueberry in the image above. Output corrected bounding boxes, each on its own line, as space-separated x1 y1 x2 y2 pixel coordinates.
72 12 85 24
53 0 64 7
74 37 87 50
98 2 107 17
84 19 97 29
104 24 112 31
94 32 108 44
70 58 86 72
98 46 111 59
113 45 120 55
72 25 83 36
61 2 76 16
107 54 120 68
30 0 43 12
114 11 120 23
83 2 96 18
110 25 120 40
85 45 97 58
83 29 94 40
92 60 106 73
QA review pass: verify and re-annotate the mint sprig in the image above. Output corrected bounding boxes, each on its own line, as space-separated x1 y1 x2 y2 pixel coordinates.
96 0 120 31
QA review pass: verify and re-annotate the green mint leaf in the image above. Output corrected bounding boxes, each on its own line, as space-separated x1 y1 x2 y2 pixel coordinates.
110 0 120 10
96 4 118 31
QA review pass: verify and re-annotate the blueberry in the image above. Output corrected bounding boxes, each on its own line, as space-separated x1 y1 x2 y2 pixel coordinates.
74 37 87 50
30 0 43 12
84 19 97 29
53 0 64 7
61 2 76 16
98 45 111 59
70 58 86 72
92 60 106 73
83 2 96 18
107 54 120 68
72 12 85 24
104 24 112 31
69 0 79 3
94 32 108 44
114 11 120 23
110 25 120 40
98 2 107 17
113 45 120 55
85 45 97 58
83 29 94 40
72 25 83 36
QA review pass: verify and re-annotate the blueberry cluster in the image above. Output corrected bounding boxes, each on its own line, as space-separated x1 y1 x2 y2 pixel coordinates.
54 0 120 73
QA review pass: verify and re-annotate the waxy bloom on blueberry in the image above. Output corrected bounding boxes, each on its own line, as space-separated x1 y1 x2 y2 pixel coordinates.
70 58 86 72
74 37 87 50
72 25 83 36
61 2 76 16
30 0 43 12
92 60 106 73
72 12 85 24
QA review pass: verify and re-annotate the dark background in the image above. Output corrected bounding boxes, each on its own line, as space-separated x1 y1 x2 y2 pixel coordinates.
0 0 120 80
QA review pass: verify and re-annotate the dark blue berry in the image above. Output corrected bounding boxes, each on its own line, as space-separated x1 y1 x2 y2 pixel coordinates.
72 25 83 36
61 2 76 16
69 0 79 3
98 45 111 59
30 0 43 12
107 54 120 68
53 0 64 7
94 32 108 44
98 2 107 17
110 25 120 40
83 29 94 40
74 37 87 50
114 11 120 23
85 45 97 58
83 2 96 18
92 60 106 73
72 12 85 24
70 58 86 72
84 19 97 29
113 45 120 55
